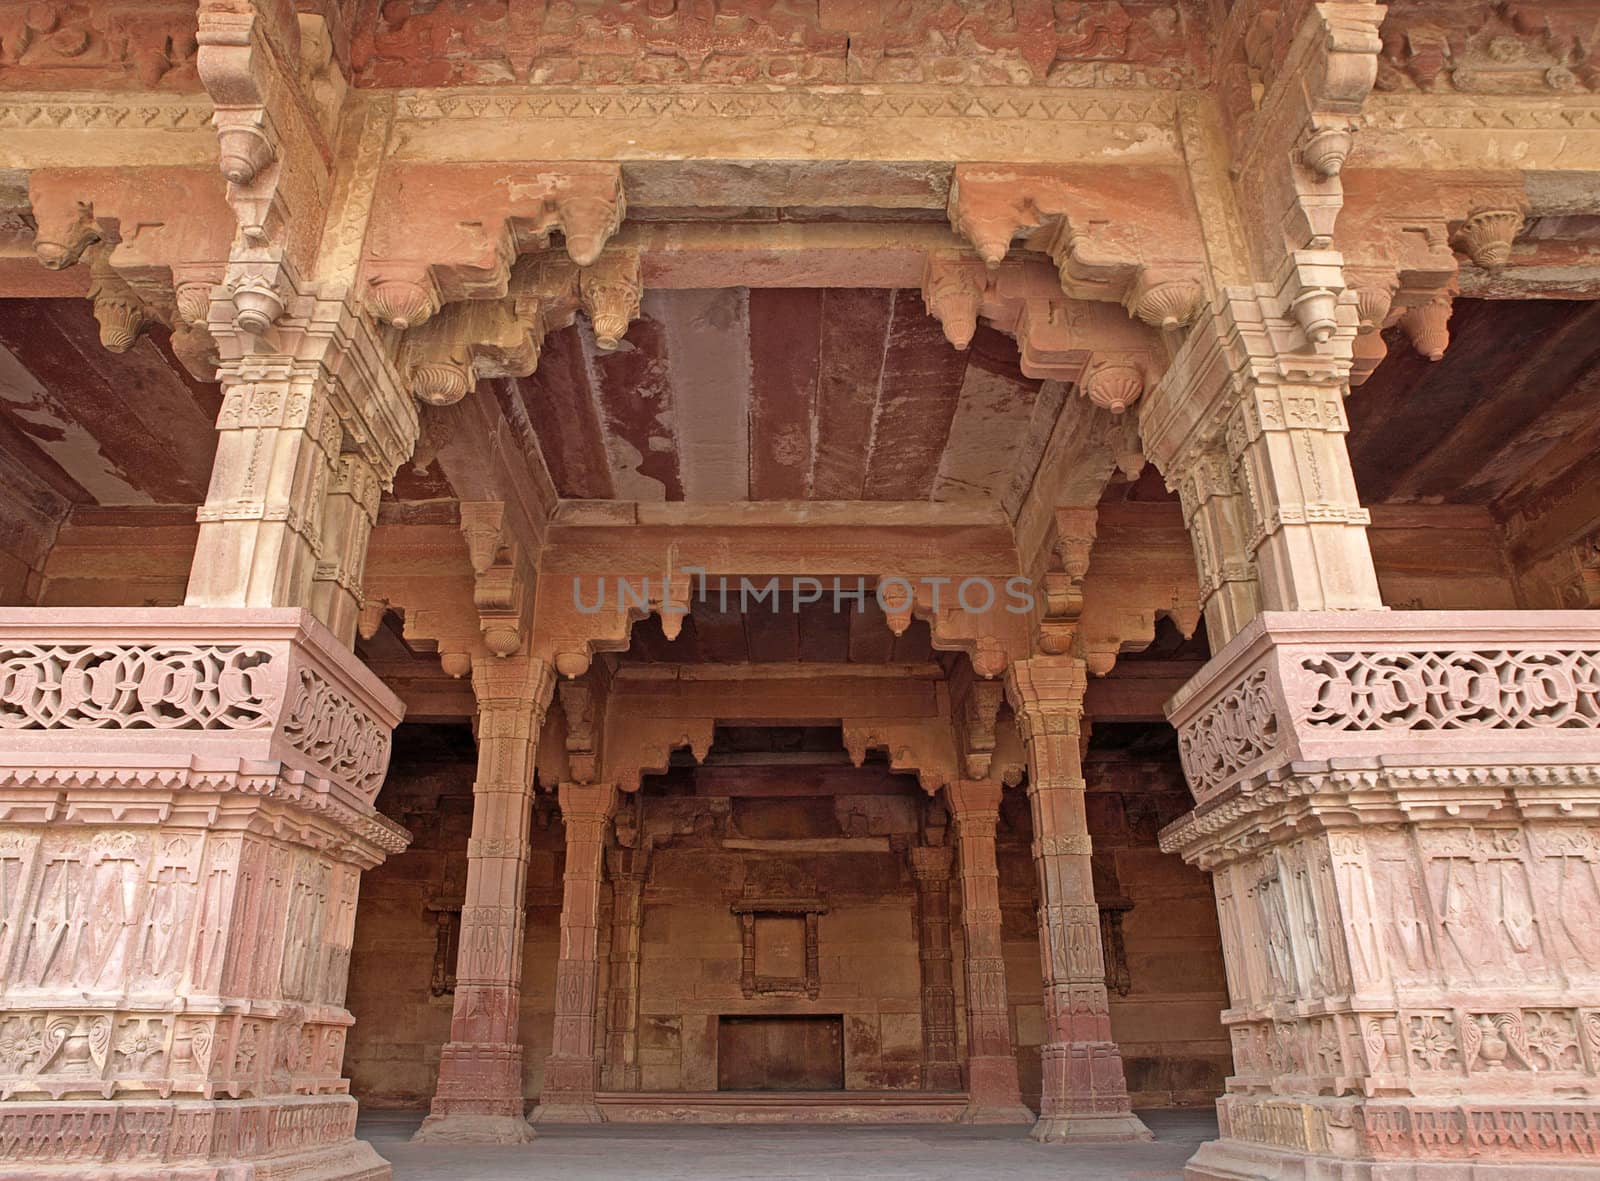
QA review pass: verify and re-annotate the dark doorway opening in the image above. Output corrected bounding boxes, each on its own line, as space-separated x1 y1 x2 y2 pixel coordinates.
716 1015 845 1091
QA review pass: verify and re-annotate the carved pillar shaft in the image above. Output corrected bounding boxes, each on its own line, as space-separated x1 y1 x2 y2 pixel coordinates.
908 845 962 1092
186 360 345 616
310 452 382 648
1008 658 1151 1144
1175 444 1262 649
533 781 617 1123
417 656 553 1145
1222 382 1381 617
946 780 1032 1124
600 846 648 1092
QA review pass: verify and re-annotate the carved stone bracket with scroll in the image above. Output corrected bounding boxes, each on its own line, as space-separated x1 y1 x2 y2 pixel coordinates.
924 255 1165 413
27 168 234 377
459 501 536 658
945 164 1208 331
1340 176 1529 374
360 162 626 330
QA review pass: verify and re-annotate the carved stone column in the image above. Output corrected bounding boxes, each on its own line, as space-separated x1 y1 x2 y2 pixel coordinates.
600 840 650 1092
310 453 383 648
415 655 554 1144
1143 293 1383 650
532 781 618 1123
945 779 1032 1124
1007 658 1151 1143
1163 611 1600 1180
908 844 962 1091
0 608 407 1181
183 304 417 644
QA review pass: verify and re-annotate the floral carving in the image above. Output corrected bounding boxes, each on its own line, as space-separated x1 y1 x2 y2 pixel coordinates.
1407 1014 1461 1073
280 669 393 801
1300 649 1600 732
1178 667 1281 800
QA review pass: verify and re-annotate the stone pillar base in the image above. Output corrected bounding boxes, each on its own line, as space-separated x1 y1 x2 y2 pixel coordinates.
0 1096 389 1181
1031 1111 1154 1143
1190 1097 1600 1181
1185 1136 1600 1181
411 1113 536 1145
960 1102 1035 1125
528 1100 604 1124
960 1055 1032 1124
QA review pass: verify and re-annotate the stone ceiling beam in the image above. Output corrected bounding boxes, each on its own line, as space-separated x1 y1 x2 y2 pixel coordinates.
387 89 1183 170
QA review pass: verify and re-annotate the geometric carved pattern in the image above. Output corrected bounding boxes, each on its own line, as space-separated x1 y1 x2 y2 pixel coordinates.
0 644 278 730
1301 650 1600 732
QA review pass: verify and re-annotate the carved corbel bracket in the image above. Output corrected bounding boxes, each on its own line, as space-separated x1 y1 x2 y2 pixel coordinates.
950 660 1006 780
197 0 333 272
874 574 1025 679
1037 507 1097 657
533 562 693 684
578 247 643 352
842 720 958 795
922 253 989 349
460 501 536 658
948 164 1208 331
606 717 714 792
27 169 233 375
558 669 609 785
1340 176 1524 369
360 163 626 330
976 274 1164 411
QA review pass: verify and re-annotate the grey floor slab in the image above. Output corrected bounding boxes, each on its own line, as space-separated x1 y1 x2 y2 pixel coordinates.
358 1108 1218 1180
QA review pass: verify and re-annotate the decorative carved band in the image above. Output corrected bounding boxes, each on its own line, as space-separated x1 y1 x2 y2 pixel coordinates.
1168 613 1600 807
1178 667 1281 801
1301 649 1600 733
0 644 277 731
0 609 405 809
281 668 393 803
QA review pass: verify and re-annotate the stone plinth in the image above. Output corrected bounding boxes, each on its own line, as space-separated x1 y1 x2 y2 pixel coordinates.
1162 610 1600 1180
0 608 408 1181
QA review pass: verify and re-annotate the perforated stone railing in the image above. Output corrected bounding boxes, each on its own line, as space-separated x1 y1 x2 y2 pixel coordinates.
0 608 403 806
1166 611 1600 806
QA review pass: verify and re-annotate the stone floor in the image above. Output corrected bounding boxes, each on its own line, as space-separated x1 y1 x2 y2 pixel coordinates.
358 1108 1219 1179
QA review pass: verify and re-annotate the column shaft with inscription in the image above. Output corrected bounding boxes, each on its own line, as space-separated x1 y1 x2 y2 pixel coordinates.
416 656 553 1143
1007 658 1151 1143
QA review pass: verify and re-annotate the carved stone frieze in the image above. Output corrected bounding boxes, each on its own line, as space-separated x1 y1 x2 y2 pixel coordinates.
350 0 1211 89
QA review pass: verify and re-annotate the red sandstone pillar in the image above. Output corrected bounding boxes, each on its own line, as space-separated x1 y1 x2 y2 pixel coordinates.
532 781 618 1122
600 840 650 1092
945 779 1034 1124
1007 657 1151 1143
415 655 553 1144
908 845 963 1091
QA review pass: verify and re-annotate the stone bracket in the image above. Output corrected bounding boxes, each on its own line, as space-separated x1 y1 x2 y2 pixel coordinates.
360 162 625 329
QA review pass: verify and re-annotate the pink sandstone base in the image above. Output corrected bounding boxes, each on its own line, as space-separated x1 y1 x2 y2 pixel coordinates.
0 1095 390 1181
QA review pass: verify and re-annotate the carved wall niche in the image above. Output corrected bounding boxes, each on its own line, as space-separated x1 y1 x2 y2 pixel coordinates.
732 895 828 1000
